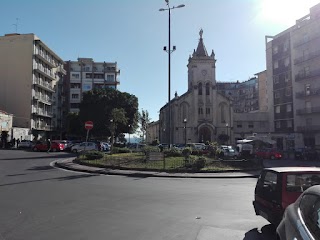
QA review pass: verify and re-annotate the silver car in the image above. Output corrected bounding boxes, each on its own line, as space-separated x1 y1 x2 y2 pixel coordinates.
71 142 97 153
277 184 320 240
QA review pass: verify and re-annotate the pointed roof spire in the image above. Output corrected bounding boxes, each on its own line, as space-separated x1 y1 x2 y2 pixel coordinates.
195 28 208 57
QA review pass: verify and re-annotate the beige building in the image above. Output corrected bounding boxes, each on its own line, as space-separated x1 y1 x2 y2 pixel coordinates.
266 2 320 149
256 70 268 112
146 121 159 144
64 58 120 113
0 33 65 141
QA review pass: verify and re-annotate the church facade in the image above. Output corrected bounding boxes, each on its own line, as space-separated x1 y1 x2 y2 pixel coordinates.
159 30 233 145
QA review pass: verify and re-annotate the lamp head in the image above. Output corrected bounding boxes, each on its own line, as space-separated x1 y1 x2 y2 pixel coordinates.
176 4 185 8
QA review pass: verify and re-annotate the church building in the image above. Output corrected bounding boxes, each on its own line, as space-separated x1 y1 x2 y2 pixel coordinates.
159 30 233 145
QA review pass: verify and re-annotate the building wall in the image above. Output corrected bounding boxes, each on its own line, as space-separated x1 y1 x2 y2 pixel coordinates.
256 70 268 112
66 58 120 113
146 121 159 144
0 33 65 141
0 34 34 128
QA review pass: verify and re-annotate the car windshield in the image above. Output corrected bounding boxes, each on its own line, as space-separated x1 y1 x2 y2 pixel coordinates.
286 173 320 192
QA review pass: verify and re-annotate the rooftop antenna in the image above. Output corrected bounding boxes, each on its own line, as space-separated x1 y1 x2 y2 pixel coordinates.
12 18 19 33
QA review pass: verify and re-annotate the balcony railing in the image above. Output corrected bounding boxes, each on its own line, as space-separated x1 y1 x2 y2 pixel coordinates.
34 50 56 68
56 65 67 75
33 93 52 104
32 108 53 118
295 69 320 82
33 77 54 92
296 106 320 115
33 122 52 131
33 64 55 80
295 87 320 98
297 125 320 132
294 50 320 65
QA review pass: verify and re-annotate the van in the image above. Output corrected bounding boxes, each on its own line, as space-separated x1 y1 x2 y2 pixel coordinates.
253 167 320 226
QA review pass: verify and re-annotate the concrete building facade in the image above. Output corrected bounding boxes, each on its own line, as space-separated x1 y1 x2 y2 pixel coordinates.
266 3 320 149
0 33 65 141
64 58 120 113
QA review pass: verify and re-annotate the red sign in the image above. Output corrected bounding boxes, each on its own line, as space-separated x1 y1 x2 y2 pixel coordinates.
85 121 93 130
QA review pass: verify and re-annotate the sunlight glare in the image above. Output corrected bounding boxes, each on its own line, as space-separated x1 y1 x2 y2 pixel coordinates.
258 0 320 27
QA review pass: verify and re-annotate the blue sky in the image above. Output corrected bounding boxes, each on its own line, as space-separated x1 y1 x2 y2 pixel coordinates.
1 0 319 121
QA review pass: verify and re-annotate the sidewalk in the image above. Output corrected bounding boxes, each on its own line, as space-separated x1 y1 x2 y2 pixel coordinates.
54 158 261 178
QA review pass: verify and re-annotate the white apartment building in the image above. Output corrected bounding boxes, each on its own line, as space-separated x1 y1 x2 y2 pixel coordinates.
266 3 320 149
0 33 65 141
64 58 120 113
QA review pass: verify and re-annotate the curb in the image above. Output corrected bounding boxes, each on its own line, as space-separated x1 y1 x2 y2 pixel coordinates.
54 158 260 179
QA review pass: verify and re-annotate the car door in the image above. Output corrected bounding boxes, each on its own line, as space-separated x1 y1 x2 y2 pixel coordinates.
298 193 320 239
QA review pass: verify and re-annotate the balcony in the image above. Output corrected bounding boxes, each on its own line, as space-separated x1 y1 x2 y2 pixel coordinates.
32 108 53 118
295 87 320 98
33 64 55 80
296 106 320 115
294 50 320 65
56 65 67 75
33 77 54 92
34 50 56 68
34 122 52 131
297 125 320 132
295 69 320 82
33 93 52 104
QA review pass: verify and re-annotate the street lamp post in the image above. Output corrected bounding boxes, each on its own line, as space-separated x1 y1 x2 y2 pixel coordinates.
128 124 131 144
159 0 185 149
226 123 229 145
110 119 114 150
183 118 187 145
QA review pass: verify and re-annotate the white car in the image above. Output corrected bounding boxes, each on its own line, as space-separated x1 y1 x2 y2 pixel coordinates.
71 142 98 153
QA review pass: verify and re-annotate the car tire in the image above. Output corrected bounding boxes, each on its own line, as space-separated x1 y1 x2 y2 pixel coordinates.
72 149 77 153
33 147 38 151
52 148 57 152
271 155 275 160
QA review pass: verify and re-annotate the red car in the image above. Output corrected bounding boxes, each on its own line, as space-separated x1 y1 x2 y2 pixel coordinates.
32 141 65 152
254 148 282 159
253 167 320 226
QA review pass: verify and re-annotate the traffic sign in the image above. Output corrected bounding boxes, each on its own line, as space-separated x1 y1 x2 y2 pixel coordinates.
85 121 93 130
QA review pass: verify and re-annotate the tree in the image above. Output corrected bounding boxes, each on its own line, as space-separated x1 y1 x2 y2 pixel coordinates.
78 88 139 139
138 109 151 143
66 112 83 138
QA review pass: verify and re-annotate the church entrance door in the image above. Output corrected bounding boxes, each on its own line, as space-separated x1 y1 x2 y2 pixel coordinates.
198 126 211 143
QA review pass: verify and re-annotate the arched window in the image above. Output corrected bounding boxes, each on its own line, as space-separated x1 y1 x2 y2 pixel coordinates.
206 83 210 95
198 83 202 95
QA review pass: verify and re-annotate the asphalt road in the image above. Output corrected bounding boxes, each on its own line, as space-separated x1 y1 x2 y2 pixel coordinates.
0 149 275 240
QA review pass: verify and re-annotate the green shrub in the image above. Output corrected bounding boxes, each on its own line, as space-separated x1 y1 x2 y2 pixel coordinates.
83 150 104 160
142 146 160 154
117 147 131 153
192 157 206 170
182 147 192 158
164 148 182 157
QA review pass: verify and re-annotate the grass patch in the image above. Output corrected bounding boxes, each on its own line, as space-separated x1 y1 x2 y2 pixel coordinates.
77 152 261 172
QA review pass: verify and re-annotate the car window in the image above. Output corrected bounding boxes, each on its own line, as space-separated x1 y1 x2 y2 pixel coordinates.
287 174 320 193
299 194 320 238
80 143 85 146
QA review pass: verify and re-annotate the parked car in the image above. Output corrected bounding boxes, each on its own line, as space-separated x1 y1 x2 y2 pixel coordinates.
217 145 239 159
99 142 111 152
52 140 71 150
173 144 186 151
71 142 98 153
186 143 206 150
277 184 320 240
33 141 65 152
254 148 283 159
253 167 320 226
17 140 34 149
295 148 319 161
64 140 82 152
